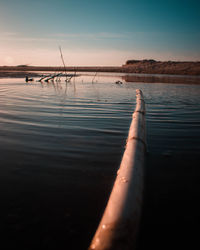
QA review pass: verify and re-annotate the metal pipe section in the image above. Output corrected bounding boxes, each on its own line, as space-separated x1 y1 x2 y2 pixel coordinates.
89 89 146 250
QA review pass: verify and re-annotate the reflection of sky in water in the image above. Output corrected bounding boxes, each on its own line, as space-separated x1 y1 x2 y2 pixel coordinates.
0 74 200 249
0 74 200 156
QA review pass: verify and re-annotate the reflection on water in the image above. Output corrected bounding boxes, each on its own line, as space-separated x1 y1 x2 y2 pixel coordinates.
122 73 200 84
0 73 200 249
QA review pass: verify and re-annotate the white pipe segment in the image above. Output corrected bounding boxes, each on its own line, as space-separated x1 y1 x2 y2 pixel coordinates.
89 89 146 250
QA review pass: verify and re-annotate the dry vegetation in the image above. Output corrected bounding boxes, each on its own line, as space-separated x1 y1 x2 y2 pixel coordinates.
123 60 200 75
0 60 200 76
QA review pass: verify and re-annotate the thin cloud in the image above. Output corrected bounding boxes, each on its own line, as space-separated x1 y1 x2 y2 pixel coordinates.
0 36 65 42
1 32 19 37
52 32 128 39
0 32 128 43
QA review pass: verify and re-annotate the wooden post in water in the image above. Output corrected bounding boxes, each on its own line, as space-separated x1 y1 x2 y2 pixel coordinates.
89 89 146 250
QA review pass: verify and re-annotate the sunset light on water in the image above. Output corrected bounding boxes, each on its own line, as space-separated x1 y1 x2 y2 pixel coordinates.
0 0 200 249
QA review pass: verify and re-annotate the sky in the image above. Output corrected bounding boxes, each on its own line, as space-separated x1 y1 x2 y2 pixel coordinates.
0 0 200 66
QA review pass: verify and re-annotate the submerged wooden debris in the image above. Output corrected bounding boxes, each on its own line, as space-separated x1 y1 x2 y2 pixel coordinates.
37 73 77 82
25 46 78 83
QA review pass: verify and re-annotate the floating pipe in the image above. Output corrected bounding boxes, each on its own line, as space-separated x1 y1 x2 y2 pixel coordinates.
89 89 146 250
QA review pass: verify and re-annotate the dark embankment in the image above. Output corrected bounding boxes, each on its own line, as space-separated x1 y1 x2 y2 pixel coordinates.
123 60 200 75
0 60 200 76
0 70 42 78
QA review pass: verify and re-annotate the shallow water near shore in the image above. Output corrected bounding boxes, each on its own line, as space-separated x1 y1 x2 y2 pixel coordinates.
0 73 200 249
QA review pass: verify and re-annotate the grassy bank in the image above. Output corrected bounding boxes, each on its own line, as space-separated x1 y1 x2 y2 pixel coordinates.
123 60 200 75
0 60 200 76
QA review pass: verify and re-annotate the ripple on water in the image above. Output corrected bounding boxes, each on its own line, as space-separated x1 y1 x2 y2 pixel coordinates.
0 76 200 249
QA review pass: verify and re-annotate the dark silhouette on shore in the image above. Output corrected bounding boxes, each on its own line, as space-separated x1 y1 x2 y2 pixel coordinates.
0 59 200 77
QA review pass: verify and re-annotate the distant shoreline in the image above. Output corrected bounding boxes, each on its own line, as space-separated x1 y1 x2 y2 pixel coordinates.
0 66 200 84
0 60 200 76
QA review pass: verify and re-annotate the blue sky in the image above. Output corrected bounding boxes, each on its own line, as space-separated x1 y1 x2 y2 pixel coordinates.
0 0 199 66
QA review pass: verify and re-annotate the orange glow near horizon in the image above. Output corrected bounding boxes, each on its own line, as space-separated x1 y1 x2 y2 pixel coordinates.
1 46 199 67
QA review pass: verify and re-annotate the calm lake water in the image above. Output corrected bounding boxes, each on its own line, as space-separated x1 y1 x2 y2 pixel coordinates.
0 73 200 249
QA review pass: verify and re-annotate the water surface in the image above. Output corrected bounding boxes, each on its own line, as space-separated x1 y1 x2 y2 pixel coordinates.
0 73 200 249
